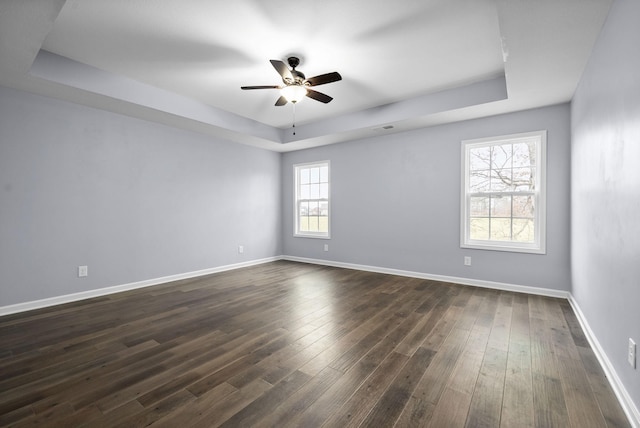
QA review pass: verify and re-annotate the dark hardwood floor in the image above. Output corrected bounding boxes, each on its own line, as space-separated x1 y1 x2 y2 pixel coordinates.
0 260 630 427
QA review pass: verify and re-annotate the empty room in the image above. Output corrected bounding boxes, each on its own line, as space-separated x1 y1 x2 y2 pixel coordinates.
0 0 638 426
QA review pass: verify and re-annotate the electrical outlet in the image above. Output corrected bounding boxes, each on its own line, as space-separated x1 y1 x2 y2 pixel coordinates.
238 245 244 254
324 244 329 252
78 265 88 277
464 256 471 266
629 338 636 368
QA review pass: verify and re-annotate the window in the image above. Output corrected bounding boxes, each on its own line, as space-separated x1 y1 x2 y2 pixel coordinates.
461 130 546 253
294 161 330 238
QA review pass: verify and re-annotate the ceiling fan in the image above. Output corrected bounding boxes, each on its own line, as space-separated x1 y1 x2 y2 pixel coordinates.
241 57 342 106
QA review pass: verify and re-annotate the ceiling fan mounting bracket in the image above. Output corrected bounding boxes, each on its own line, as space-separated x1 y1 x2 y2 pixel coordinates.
287 56 300 69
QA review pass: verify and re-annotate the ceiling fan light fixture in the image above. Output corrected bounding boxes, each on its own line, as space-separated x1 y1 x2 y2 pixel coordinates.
281 85 307 103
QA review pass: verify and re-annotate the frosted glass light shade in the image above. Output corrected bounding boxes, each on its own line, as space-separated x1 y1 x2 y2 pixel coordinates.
281 85 307 103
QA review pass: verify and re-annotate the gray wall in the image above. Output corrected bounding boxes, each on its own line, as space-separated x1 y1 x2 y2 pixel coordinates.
571 0 640 410
282 104 571 291
0 86 281 306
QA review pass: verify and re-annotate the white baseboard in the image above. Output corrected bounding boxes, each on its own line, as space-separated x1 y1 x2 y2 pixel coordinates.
568 296 640 428
282 255 570 299
0 255 567 317
0 256 281 317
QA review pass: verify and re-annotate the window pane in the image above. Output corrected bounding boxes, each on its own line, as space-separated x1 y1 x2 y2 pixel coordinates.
300 168 310 184
310 184 320 199
490 218 512 241
491 195 511 217
490 169 512 191
300 184 310 199
299 201 309 216
491 144 512 169
470 171 490 192
320 166 329 182
309 201 319 215
320 183 329 199
513 167 534 191
299 216 309 231
513 195 534 218
320 201 329 216
470 218 489 240
308 216 319 231
318 216 329 233
513 142 534 167
469 147 491 170
470 197 489 216
310 167 320 183
513 218 534 242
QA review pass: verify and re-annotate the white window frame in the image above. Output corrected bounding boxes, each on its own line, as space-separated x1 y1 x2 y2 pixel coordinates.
461 130 547 254
294 161 330 239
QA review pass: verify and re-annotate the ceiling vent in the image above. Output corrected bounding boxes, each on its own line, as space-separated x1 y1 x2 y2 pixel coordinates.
372 125 395 132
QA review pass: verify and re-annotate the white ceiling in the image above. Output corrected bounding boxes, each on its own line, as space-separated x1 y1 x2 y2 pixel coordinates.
0 0 612 152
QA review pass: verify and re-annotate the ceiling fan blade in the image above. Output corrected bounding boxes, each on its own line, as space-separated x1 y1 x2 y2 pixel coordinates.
275 96 288 106
306 72 342 86
306 89 333 103
270 60 293 81
241 85 280 90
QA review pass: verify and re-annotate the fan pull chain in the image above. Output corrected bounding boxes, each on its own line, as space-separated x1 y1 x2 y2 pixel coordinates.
292 102 296 136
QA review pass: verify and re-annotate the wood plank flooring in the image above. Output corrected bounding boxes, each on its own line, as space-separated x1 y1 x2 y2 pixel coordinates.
0 260 630 427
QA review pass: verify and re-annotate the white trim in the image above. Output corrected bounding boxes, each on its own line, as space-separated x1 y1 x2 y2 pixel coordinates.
0 257 280 317
2 255 568 317
568 295 640 428
282 255 569 299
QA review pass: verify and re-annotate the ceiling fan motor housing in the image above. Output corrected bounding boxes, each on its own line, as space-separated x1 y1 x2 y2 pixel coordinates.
289 71 306 85
286 57 306 85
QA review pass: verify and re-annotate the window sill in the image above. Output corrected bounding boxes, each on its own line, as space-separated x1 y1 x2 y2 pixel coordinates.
461 241 545 255
294 233 331 240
